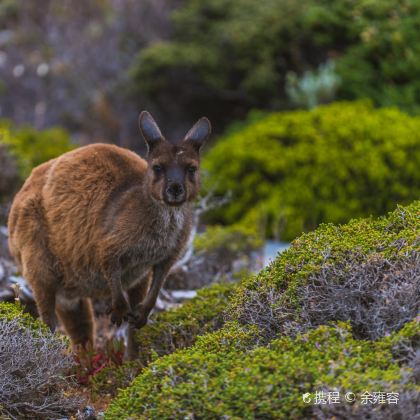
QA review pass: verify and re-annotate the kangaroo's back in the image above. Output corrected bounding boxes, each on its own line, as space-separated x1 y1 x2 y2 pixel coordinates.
41 143 148 267
8 159 54 266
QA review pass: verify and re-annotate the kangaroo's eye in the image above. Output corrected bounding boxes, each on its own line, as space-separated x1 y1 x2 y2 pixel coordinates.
152 165 163 174
187 165 197 175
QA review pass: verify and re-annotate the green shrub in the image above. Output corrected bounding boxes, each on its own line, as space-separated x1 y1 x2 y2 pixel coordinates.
0 121 74 178
228 201 420 337
107 202 419 419
135 282 238 366
107 319 419 419
203 101 420 240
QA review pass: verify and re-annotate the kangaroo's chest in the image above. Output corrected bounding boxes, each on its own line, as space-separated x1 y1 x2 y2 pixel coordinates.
120 209 187 285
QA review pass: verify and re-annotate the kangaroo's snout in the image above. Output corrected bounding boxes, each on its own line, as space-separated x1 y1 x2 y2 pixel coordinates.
165 182 186 205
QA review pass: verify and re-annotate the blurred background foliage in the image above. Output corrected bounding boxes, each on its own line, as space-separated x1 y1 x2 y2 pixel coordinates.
131 0 420 129
203 101 420 240
0 0 419 241
0 121 74 178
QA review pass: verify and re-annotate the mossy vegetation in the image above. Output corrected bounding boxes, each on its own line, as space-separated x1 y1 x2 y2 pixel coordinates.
107 202 420 419
107 320 419 419
203 101 420 240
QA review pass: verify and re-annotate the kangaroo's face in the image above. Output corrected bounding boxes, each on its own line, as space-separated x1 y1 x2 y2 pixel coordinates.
139 111 211 207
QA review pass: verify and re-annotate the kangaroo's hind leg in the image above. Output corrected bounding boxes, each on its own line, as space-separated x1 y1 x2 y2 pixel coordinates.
9 188 61 332
20 247 59 332
56 296 95 348
125 272 151 360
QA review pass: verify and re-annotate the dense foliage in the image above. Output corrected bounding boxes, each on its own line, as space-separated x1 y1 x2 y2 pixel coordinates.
107 202 420 419
203 101 420 240
130 0 420 130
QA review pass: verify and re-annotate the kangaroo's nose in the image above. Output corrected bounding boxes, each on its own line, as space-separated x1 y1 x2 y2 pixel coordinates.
166 182 184 197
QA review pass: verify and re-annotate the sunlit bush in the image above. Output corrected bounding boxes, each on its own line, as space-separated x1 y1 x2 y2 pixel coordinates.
107 320 419 419
203 101 420 240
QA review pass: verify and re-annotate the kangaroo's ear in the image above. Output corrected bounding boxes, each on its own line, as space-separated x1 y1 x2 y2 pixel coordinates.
183 117 211 152
138 111 164 152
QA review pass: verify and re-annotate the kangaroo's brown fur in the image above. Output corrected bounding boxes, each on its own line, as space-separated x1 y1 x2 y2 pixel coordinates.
8 111 211 358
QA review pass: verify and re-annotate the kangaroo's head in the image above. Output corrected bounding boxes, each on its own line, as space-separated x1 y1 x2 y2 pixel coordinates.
139 111 211 207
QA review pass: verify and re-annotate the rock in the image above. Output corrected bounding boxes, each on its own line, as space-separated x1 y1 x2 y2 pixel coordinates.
77 405 96 420
0 287 15 302
170 290 197 301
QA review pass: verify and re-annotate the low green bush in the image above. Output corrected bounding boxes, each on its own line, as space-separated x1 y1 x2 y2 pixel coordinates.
107 201 419 419
228 201 420 338
0 302 80 418
107 320 419 419
135 282 238 366
203 101 420 240
0 121 74 178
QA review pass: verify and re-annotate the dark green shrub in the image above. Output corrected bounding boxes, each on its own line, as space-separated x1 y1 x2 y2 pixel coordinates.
107 320 419 419
203 101 420 240
135 282 237 366
335 0 420 113
129 0 317 127
130 0 420 128
0 121 75 178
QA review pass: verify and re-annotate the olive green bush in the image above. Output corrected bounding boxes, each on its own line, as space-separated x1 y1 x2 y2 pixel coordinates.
228 201 420 338
107 202 419 419
107 320 419 419
0 121 74 178
130 0 420 129
203 101 420 240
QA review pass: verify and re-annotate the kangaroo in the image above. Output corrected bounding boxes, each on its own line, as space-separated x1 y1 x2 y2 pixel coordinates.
7 111 211 358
